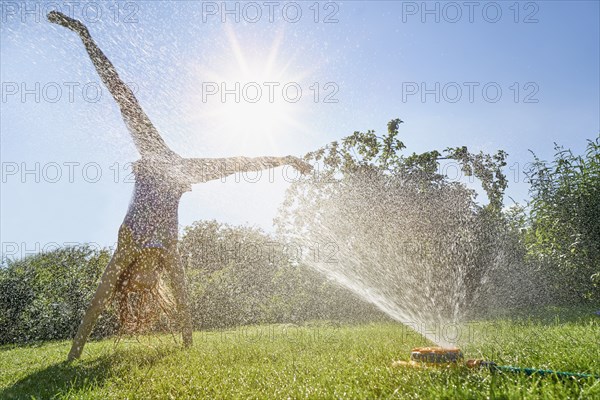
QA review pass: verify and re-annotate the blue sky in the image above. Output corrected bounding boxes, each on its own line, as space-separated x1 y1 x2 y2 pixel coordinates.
1 1 599 259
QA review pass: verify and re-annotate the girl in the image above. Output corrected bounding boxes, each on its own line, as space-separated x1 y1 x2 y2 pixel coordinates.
47 11 311 360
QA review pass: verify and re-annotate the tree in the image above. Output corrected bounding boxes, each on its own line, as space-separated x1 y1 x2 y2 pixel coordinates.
276 119 511 323
525 137 600 301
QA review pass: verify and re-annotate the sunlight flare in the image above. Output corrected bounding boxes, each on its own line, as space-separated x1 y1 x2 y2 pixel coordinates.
193 26 311 153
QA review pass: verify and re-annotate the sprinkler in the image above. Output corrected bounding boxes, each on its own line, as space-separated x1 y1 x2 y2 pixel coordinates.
392 347 600 380
392 347 464 368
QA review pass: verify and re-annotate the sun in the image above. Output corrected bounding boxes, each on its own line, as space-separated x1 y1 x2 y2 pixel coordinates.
192 26 311 154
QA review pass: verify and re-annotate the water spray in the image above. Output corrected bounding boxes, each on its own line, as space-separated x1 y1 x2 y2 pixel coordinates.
392 347 600 380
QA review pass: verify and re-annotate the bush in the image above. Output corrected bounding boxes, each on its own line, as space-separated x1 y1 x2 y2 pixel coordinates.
180 220 386 330
0 246 118 344
525 137 600 301
0 222 385 345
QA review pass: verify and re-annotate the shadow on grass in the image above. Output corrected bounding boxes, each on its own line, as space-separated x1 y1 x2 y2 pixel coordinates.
1 347 170 399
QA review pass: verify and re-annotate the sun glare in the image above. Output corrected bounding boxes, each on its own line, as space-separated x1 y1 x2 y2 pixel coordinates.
194 26 310 154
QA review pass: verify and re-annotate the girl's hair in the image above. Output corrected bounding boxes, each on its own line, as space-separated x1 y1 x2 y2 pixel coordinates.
113 263 177 334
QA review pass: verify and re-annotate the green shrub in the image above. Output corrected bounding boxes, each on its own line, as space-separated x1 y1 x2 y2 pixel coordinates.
0 246 118 344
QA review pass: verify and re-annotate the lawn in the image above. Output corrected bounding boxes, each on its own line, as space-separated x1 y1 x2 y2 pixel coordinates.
1 310 599 399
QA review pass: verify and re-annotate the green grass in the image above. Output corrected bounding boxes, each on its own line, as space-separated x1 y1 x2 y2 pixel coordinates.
1 313 599 399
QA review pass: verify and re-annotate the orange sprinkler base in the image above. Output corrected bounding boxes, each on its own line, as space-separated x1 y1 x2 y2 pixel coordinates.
392 346 464 368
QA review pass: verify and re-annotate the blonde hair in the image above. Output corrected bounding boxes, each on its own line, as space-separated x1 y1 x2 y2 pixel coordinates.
113 251 177 334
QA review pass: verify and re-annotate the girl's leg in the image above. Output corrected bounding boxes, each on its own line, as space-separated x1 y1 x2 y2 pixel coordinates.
47 11 177 160
164 243 193 347
68 229 136 360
